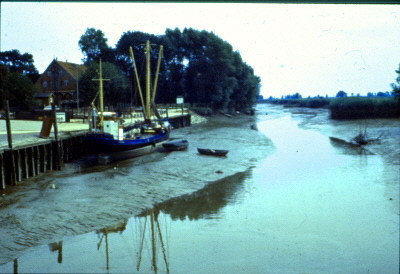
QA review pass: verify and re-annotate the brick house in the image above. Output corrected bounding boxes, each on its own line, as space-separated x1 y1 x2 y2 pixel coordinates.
35 59 86 107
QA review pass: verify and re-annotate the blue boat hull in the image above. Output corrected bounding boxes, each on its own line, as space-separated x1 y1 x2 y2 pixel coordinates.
84 131 170 154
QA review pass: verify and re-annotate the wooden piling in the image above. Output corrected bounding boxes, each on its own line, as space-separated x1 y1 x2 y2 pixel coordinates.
52 103 63 171
0 153 5 190
29 146 36 177
0 112 191 189
21 148 28 180
4 100 16 186
35 145 40 176
5 100 13 149
15 149 22 183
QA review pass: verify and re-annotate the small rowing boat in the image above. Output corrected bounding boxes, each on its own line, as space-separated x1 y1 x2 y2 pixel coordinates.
197 148 229 157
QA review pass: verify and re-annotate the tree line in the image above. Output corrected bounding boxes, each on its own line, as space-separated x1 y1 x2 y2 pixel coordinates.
1 29 400 112
78 27 261 113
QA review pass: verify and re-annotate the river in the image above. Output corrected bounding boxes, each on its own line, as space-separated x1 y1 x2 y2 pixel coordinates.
0 104 399 273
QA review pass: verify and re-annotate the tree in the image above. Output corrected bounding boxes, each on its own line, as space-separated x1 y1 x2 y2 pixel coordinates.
174 28 259 112
377 91 389 97
336 90 347 98
78 27 261 112
78 28 115 64
78 62 129 107
0 49 39 82
391 63 400 102
284 93 302 99
0 64 38 110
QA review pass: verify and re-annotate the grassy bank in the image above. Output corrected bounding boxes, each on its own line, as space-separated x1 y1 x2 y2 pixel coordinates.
264 97 400 119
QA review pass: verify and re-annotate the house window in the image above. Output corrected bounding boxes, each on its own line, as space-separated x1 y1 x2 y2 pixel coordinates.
64 80 69 87
43 81 48 88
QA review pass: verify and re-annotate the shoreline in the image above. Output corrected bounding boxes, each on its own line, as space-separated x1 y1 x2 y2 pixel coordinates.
1 104 398 272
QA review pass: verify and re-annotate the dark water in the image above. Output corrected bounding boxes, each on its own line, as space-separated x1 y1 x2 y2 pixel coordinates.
1 105 399 273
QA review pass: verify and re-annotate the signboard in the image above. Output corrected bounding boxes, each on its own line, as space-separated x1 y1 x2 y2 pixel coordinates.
56 112 66 123
176 96 184 104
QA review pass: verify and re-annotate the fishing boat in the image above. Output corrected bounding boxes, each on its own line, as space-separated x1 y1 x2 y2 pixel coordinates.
84 41 170 161
162 139 189 151
197 148 229 157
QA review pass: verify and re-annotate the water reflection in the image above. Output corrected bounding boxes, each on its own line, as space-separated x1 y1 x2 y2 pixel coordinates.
153 169 251 220
136 209 169 273
96 220 128 272
11 241 63 274
3 169 250 273
92 214 169 274
48 241 63 264
329 136 374 155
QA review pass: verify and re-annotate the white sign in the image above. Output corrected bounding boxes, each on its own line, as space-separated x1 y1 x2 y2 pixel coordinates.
56 112 66 122
176 96 184 104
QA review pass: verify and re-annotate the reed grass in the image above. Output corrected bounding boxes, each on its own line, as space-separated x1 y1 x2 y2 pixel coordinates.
329 97 400 119
268 98 330 108
266 97 400 119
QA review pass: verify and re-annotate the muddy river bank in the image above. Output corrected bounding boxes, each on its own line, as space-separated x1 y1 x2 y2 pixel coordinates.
0 104 399 273
0 111 271 266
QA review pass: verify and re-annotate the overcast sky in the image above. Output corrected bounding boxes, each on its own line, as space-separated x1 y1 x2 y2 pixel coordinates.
1 2 400 98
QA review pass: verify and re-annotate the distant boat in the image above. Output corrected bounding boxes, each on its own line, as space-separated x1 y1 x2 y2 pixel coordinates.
84 41 170 161
197 148 229 157
163 139 189 151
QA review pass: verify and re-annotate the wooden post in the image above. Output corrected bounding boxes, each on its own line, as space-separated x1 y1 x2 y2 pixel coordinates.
181 103 184 117
35 146 40 175
4 100 16 186
52 102 59 141
0 153 5 190
40 145 45 173
30 146 36 177
15 150 22 182
52 103 62 170
22 148 29 179
5 100 13 149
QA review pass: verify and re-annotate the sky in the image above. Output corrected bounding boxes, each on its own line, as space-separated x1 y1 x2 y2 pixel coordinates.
1 2 400 98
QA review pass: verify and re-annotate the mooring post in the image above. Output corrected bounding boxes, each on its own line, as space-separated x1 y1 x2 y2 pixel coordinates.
15 149 22 182
22 148 29 179
5 100 13 148
52 102 62 170
52 102 59 141
4 100 16 186
0 153 5 190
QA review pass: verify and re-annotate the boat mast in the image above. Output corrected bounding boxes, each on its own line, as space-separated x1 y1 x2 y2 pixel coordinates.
131 40 163 125
129 46 147 121
99 60 104 129
145 40 151 124
92 59 109 131
152 45 163 103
